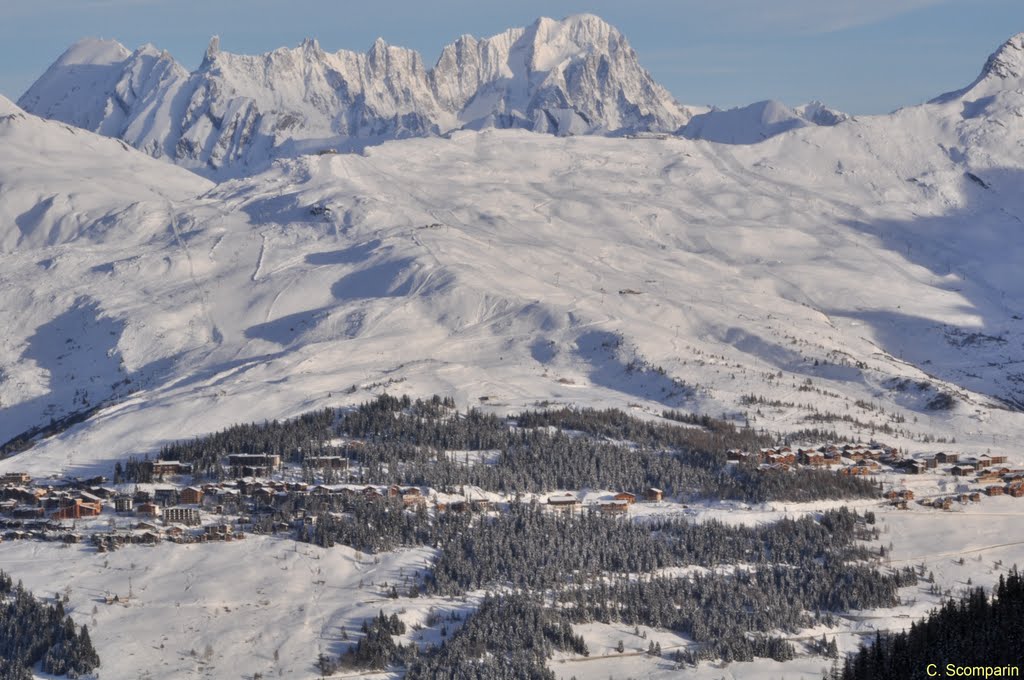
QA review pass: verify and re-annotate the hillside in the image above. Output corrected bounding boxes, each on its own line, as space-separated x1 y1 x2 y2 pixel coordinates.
3 29 1024 474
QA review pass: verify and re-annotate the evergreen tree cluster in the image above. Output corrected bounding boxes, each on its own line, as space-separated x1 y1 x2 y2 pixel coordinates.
140 394 878 502
301 501 912 666
305 502 878 593
337 610 410 671
841 568 1024 680
557 561 916 663
0 571 100 679
405 593 587 680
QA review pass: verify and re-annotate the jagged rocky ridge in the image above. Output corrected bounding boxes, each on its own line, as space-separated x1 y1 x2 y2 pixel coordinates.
18 15 698 176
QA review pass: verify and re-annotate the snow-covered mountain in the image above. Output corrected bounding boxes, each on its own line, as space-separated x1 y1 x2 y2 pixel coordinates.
4 31 1024 479
678 99 849 145
18 15 692 177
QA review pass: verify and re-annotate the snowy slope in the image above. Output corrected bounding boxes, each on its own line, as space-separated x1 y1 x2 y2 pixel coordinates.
0 95 209 252
680 99 849 144
2 32 1024 478
18 15 691 177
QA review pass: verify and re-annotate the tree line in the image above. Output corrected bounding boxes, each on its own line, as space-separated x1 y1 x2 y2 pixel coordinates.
840 567 1024 679
0 571 100 679
130 394 878 503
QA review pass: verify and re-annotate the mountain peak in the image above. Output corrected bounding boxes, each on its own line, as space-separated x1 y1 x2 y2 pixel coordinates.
980 32 1024 82
55 37 130 67
20 15 690 176
931 32 1024 103
201 35 220 68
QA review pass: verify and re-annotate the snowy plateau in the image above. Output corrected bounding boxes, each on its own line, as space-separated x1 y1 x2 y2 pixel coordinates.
0 13 1023 680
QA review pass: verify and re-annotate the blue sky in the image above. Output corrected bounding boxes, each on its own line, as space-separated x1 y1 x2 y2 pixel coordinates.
1 0 1021 114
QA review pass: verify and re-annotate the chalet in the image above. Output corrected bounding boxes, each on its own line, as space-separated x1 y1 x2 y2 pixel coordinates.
989 455 1008 465
0 472 31 485
205 524 234 538
79 491 102 505
114 496 134 513
387 485 401 498
644 488 664 502
137 502 161 517
547 494 580 511
226 454 281 476
180 487 204 505
935 452 959 464
976 455 993 468
977 470 1003 483
52 499 102 520
598 501 629 515
153 487 178 506
149 460 193 477
842 461 879 476
163 507 201 526
307 456 347 469
969 492 982 502
1 486 42 504
470 499 492 512
11 506 44 519
933 498 954 510
613 492 637 504
139 531 161 545
1007 484 1024 498
401 487 426 508
908 461 928 475
950 464 976 477
801 452 826 466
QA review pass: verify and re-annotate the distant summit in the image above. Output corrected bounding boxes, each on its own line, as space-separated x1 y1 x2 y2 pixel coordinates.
20 21 1024 175
19 15 692 177
931 32 1024 102
679 99 848 145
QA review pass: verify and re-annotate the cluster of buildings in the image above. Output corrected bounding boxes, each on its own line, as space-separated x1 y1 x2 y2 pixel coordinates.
902 452 1024 501
903 451 1009 476
727 443 901 476
545 488 662 514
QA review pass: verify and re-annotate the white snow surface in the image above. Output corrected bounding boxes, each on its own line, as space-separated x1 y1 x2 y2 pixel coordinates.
18 15 693 178
4 55 1024 474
